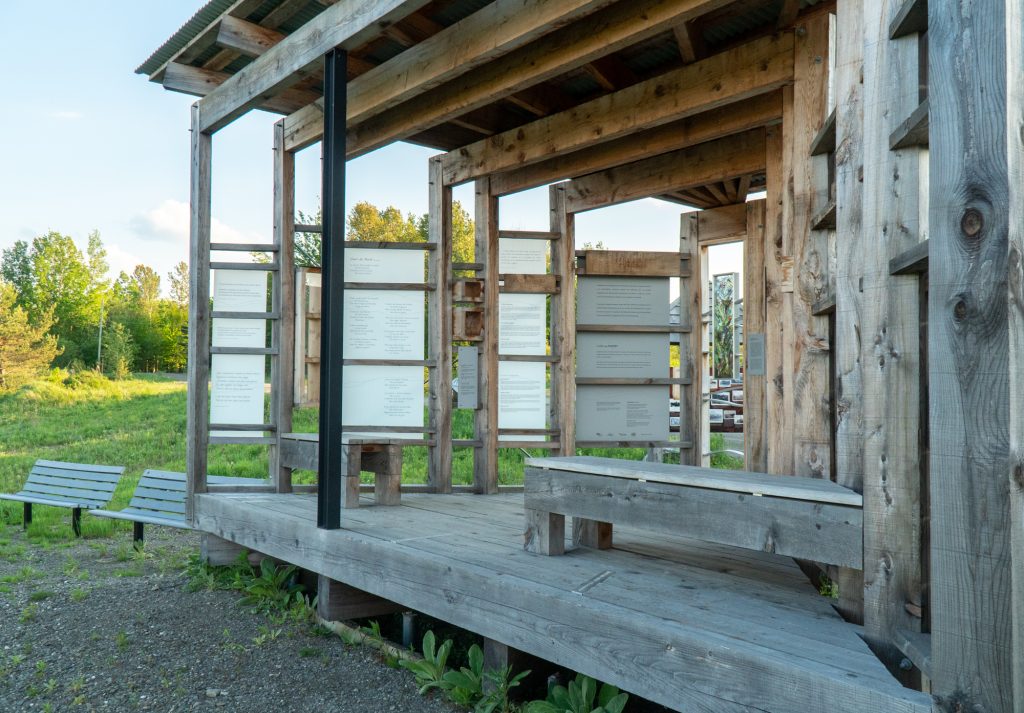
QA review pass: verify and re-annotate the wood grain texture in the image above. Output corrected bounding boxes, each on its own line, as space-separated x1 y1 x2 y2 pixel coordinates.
442 34 792 185
186 104 212 521
473 177 499 493
928 0 1015 709
549 185 576 458
271 120 295 493
744 201 767 472
427 158 453 493
680 212 702 466
763 124 788 477
524 467 863 567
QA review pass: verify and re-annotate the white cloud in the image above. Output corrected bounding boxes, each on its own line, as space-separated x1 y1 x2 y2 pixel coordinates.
129 199 268 247
50 110 83 120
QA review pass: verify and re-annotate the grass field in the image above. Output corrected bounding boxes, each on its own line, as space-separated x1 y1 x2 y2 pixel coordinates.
0 373 740 542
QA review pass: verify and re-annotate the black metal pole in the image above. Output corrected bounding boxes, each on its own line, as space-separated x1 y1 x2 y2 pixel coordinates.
317 48 347 529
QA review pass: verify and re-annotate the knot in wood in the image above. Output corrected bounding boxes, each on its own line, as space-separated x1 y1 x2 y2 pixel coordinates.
960 208 983 238
953 299 968 322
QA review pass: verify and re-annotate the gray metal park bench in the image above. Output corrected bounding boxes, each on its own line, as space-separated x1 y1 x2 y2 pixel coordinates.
0 460 125 536
89 469 263 544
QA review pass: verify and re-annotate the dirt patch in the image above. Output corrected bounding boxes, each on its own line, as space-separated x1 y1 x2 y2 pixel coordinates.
0 527 457 712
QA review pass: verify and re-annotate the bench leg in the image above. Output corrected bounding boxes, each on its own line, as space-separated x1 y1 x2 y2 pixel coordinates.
133 521 145 547
524 509 565 556
23 502 31 529
72 508 82 537
574 518 613 550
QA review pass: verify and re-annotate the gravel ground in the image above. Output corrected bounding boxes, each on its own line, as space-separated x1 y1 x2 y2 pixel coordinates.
0 527 457 713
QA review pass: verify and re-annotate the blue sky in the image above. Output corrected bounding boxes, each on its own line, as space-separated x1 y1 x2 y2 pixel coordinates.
0 2 741 288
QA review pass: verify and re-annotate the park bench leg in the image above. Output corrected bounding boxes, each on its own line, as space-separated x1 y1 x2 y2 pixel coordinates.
23 502 31 529
524 509 565 556
72 508 82 537
133 522 145 547
574 518 613 550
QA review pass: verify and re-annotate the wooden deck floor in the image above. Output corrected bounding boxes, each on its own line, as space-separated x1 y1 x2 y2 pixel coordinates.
194 492 931 713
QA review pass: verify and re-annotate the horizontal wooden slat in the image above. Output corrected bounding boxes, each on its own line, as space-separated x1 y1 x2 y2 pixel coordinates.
25 474 118 493
498 230 560 241
0 493 88 508
343 282 432 291
889 98 929 150
210 346 276 355
809 108 837 156
498 428 559 436
211 311 279 319
498 354 558 363
576 324 691 333
810 199 837 230
499 274 558 293
130 486 187 503
343 359 435 367
90 509 188 528
576 250 689 277
208 423 275 431
295 224 322 233
345 240 435 250
17 484 109 507
209 436 277 445
129 497 187 515
889 239 929 275
210 243 279 252
210 261 279 271
29 465 121 483
35 460 124 475
497 441 562 450
575 377 692 386
573 440 693 449
888 0 927 38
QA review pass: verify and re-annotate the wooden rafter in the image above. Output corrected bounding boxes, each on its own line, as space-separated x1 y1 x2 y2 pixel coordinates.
163 63 318 115
672 21 705 63
441 33 792 185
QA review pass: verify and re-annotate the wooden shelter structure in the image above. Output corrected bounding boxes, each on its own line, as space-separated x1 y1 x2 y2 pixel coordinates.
138 0 1023 710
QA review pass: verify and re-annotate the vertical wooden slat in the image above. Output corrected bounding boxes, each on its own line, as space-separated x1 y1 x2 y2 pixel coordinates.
473 177 498 493
679 212 702 466
550 185 576 458
763 124 787 475
186 102 212 522
928 0 1015 708
428 157 453 493
859 0 923 675
293 267 306 407
832 0 866 625
743 200 767 472
272 119 296 493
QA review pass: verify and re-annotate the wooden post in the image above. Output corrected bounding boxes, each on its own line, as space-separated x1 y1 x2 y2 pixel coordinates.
317 576 403 621
831 0 866 626
763 123 787 477
428 157 453 493
186 102 212 523
293 267 306 406
929 1 1017 709
679 212 703 466
743 200 767 472
549 185 576 458
200 533 246 566
272 119 296 493
859 0 924 676
474 177 498 492
524 509 565 556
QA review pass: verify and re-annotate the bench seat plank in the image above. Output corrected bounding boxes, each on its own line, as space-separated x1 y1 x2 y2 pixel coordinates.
0 493 84 509
14 484 110 508
526 456 862 506
35 459 124 475
90 509 188 528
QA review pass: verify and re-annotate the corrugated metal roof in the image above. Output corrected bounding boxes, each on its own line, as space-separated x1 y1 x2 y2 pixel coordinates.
136 0 235 76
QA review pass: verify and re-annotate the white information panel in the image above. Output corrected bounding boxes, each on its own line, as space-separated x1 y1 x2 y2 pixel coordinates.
498 361 546 440
499 293 547 355
575 385 669 442
342 365 424 428
345 247 423 283
576 276 669 326
576 332 668 379
498 238 547 274
211 270 267 437
343 290 424 359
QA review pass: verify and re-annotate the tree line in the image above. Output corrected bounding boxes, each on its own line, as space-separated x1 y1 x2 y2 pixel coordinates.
0 200 475 392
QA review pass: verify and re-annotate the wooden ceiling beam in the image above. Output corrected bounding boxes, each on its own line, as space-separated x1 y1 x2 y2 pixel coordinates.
704 182 731 204
216 16 286 58
583 55 639 91
736 173 752 202
673 21 706 63
777 0 801 28
198 0 435 133
680 185 719 205
441 32 792 185
287 0 734 153
163 63 317 115
562 128 766 213
490 90 781 196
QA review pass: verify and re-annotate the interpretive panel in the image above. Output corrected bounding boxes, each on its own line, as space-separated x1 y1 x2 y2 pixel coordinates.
575 385 669 442
212 319 264 349
343 290 424 359
576 333 668 379
342 365 424 428
576 276 669 326
457 346 479 410
214 269 267 312
345 247 423 283
498 238 547 274
498 361 546 439
746 333 765 377
499 293 547 355
210 355 265 437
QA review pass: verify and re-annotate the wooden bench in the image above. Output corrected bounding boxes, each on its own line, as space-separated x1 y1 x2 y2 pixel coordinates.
280 433 405 507
523 456 863 568
89 470 263 543
0 460 125 536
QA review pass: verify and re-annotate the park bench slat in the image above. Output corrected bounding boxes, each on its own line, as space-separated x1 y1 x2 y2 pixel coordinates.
30 465 122 484
0 493 83 508
18 483 110 507
128 497 186 515
131 485 187 502
26 474 119 493
91 509 188 528
34 460 125 475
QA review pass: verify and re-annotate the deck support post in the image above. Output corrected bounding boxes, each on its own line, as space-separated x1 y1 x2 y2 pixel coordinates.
317 48 347 530
186 102 212 524
272 118 296 494
523 509 564 556
316 575 403 621
928 0 1020 709
200 533 247 566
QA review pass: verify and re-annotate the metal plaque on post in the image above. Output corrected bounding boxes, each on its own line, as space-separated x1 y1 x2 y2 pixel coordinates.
457 346 479 410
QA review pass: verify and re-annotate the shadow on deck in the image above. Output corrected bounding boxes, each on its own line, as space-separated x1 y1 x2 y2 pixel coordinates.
194 492 931 713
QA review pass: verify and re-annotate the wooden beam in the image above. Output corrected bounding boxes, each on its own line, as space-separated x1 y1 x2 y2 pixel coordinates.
442 33 792 186
327 0 738 155
186 103 212 521
550 186 576 458
888 239 929 276
680 213 702 466
215 15 285 57
163 62 319 115
929 0 1017 708
744 200 767 472
427 157 453 493
777 0 801 28
271 120 295 494
473 177 498 494
672 21 705 63
198 0 434 133
491 91 781 196
563 129 766 214
889 98 929 150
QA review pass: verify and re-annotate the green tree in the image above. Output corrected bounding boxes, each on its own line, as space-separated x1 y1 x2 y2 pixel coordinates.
416 201 474 264
102 322 135 379
168 261 189 305
0 282 60 391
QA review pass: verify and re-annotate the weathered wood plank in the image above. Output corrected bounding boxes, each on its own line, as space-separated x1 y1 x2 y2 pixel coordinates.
888 239 928 276
576 251 685 277
427 157 453 493
163 62 318 115
318 575 404 620
929 0 1016 708
744 200 767 472
441 34 793 185
473 178 499 493
271 120 295 494
564 129 767 213
680 212 702 466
